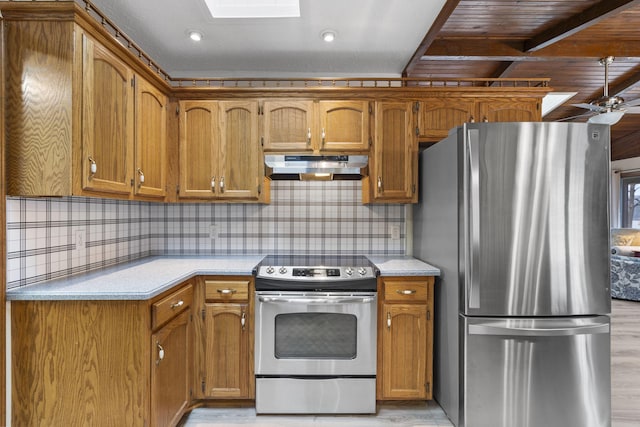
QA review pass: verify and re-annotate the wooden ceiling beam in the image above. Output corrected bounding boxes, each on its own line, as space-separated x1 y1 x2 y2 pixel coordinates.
524 0 640 52
423 38 640 60
403 0 461 76
610 67 640 96
612 130 640 160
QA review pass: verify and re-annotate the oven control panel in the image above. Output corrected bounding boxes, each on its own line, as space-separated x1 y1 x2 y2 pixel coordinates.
257 265 376 280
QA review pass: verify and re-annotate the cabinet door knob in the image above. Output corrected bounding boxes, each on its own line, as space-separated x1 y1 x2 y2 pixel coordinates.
137 168 145 185
397 289 417 295
377 176 383 191
321 127 326 144
217 288 237 295
387 312 391 329
156 342 165 365
88 157 97 175
241 311 246 331
211 177 216 193
307 128 311 145
220 176 225 193
170 300 184 309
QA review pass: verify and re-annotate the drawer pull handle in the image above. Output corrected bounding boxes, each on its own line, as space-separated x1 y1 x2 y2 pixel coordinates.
217 289 237 295
397 289 417 295
156 342 165 365
241 312 246 331
170 300 184 309
387 312 391 329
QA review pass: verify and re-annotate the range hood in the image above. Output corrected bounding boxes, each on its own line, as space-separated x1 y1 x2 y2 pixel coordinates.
265 155 368 180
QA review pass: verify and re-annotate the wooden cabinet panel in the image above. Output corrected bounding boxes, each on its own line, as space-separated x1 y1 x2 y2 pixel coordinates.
417 98 475 141
203 303 251 398
377 276 434 401
179 101 217 199
262 100 314 152
81 34 134 194
219 101 261 200
477 97 541 122
152 283 193 330
204 279 250 302
382 303 428 399
135 77 167 198
151 309 191 427
318 100 371 152
366 102 417 203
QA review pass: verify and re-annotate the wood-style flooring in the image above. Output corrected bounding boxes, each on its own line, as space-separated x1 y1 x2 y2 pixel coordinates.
182 299 639 426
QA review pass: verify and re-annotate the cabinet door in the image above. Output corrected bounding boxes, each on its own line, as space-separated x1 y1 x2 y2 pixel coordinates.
417 98 476 142
218 101 261 200
318 100 370 152
151 309 191 427
203 303 250 398
477 98 541 122
371 102 416 203
262 100 314 152
179 101 217 199
135 77 167 198
381 303 428 399
81 34 134 194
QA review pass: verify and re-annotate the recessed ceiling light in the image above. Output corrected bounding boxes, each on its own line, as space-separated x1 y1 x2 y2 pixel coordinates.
204 0 300 18
321 30 336 43
188 30 203 42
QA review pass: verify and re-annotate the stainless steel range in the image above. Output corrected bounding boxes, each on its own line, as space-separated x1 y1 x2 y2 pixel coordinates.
254 255 378 414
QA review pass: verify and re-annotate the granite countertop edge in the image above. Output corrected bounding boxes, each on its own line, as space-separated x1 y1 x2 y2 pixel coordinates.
6 255 440 301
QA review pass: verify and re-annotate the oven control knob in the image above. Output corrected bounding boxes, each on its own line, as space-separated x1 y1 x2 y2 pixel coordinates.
266 266 275 274
358 267 367 276
345 267 353 276
279 267 288 274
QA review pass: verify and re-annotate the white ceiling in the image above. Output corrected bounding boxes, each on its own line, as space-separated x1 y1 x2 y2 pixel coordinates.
89 0 447 78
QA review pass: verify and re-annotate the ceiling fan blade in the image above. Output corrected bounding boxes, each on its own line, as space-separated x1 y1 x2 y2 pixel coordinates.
622 106 640 114
556 112 595 122
587 111 625 125
571 103 605 112
623 98 640 107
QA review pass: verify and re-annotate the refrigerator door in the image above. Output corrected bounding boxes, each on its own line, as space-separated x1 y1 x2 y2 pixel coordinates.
462 315 611 427
462 122 610 316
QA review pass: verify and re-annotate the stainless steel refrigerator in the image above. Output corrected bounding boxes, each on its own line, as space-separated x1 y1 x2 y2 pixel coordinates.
413 122 611 427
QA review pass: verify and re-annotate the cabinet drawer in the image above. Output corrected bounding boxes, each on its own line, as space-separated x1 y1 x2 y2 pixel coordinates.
152 284 193 330
205 280 250 302
383 280 428 302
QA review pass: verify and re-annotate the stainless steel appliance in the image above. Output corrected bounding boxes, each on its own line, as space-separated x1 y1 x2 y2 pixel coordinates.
413 122 611 427
254 255 377 414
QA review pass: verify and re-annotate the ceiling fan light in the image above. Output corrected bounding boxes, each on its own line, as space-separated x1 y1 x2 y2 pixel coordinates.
588 111 624 125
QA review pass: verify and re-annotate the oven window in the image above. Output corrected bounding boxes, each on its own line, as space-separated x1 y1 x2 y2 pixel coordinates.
274 313 357 359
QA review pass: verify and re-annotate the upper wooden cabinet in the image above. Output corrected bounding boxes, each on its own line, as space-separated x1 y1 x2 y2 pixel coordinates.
262 100 371 153
179 100 264 201
364 102 417 204
81 34 135 195
4 21 169 200
417 97 541 143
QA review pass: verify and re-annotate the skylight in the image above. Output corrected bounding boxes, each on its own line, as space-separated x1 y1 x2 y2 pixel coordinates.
204 0 300 18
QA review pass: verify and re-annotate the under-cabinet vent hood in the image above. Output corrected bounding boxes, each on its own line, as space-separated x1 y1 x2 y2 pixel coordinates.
265 155 368 180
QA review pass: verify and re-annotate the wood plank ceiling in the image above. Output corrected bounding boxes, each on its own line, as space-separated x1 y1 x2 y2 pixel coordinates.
403 0 640 161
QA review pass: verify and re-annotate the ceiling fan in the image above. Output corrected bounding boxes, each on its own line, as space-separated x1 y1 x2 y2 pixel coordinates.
565 56 640 125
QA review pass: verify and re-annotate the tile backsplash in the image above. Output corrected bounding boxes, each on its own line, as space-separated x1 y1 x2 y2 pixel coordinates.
6 181 406 289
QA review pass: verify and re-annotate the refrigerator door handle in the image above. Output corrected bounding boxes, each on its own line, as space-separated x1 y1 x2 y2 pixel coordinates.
468 323 610 337
466 129 481 309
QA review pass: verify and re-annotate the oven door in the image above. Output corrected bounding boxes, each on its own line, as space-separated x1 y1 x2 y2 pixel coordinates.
255 291 377 376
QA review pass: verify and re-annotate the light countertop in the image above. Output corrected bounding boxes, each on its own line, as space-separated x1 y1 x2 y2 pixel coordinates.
6 255 440 301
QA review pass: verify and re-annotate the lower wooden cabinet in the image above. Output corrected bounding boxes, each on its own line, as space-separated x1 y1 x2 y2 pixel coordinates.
377 276 434 400
196 276 255 399
11 281 194 427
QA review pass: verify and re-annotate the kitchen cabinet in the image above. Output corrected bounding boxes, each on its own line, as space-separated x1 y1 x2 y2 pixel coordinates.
364 101 417 203
416 97 541 143
4 21 169 200
262 100 371 153
198 277 254 399
11 281 194 427
179 100 264 201
377 276 434 400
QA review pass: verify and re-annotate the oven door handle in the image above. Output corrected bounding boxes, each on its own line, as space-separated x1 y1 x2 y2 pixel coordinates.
257 296 376 304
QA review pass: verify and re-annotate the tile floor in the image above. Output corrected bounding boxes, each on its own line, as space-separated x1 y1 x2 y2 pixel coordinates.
181 402 453 426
